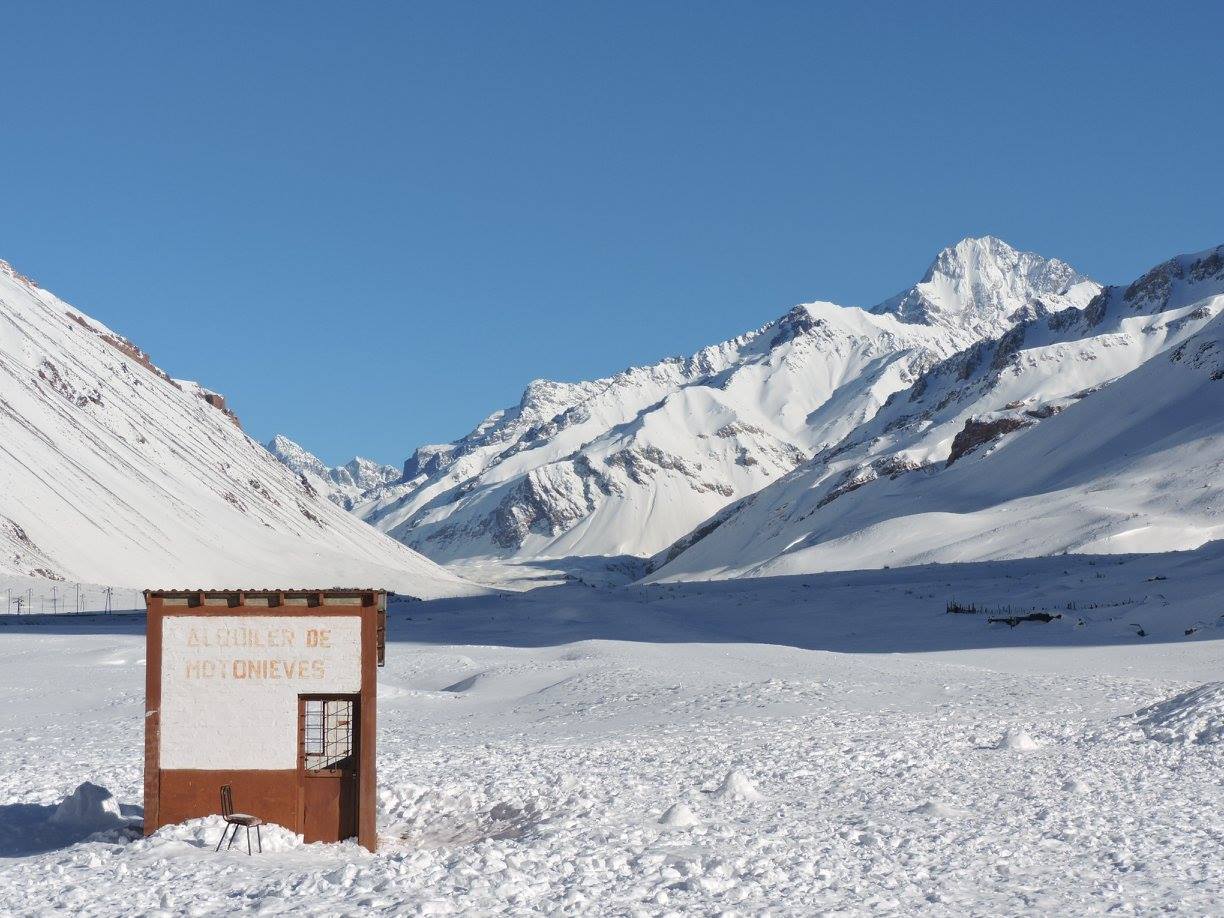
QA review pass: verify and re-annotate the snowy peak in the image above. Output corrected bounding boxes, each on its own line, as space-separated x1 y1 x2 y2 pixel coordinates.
266 434 330 479
874 236 1098 337
340 456 402 492
265 434 399 509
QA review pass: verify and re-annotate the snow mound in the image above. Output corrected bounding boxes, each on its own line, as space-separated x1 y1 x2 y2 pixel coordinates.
48 782 125 831
658 803 700 827
442 673 484 693
712 769 763 801
1130 682 1224 746
909 800 970 819
996 729 1041 751
1062 778 1089 794
144 816 307 853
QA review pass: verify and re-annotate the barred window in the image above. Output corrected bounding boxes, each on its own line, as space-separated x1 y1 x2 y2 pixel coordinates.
302 698 354 770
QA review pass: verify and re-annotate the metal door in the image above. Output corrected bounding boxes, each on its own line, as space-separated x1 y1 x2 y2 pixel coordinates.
298 695 359 843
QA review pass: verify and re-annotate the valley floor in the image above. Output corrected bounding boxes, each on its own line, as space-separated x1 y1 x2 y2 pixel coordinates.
0 551 1221 916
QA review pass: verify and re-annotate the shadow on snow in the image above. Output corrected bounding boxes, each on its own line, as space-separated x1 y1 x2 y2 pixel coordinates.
0 546 1220 653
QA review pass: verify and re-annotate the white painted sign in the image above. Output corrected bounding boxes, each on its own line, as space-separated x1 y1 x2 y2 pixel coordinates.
159 615 362 770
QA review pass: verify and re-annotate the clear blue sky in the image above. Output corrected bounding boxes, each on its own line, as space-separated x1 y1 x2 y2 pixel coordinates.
2 3 1221 465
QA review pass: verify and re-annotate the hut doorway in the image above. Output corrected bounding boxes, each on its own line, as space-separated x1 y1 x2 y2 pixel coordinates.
298 694 360 843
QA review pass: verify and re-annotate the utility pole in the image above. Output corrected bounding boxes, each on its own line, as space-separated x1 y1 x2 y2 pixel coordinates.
51 586 57 614
104 587 113 614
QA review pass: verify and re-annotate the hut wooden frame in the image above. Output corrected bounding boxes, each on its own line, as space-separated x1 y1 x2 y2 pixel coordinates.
143 589 385 851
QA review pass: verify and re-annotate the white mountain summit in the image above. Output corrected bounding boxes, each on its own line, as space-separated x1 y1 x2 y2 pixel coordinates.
873 235 1095 337
330 237 1099 574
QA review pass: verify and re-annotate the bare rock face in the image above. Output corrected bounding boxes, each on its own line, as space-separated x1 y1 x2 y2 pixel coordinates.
945 415 1034 467
200 391 241 429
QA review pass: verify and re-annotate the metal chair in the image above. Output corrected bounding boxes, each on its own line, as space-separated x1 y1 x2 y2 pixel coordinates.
215 784 263 854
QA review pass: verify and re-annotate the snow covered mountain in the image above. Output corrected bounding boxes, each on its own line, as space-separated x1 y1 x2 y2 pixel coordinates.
871 235 1090 338
349 237 1097 571
649 244 1224 581
265 434 399 511
0 259 478 597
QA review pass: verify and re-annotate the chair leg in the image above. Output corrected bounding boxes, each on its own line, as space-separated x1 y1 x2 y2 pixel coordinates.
246 826 252 855
227 823 238 850
256 825 262 853
215 823 230 852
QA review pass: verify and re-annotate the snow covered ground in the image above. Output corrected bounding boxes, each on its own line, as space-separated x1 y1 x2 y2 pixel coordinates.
0 549 1221 915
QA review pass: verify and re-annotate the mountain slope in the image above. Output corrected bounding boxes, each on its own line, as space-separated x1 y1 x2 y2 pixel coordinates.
648 244 1224 581
344 237 1096 569
0 260 480 597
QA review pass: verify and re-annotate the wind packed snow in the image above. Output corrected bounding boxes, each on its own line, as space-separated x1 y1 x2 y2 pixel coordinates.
1 551 1221 914
1127 681 1224 746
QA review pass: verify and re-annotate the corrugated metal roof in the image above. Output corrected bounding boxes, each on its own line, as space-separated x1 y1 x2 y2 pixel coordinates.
143 589 381 597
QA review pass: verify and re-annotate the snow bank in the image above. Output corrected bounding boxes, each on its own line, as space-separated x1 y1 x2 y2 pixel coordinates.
0 782 137 858
996 728 1041 751
712 769 763 801
658 803 700 827
142 816 306 853
48 782 125 832
1130 682 1224 746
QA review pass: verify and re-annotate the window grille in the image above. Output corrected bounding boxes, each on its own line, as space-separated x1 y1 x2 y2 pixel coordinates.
302 698 355 770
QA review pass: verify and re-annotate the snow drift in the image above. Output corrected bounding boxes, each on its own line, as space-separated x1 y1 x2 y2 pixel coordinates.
1130 682 1224 746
